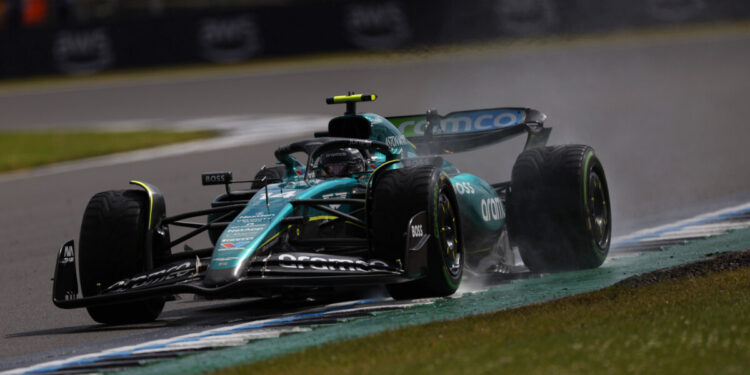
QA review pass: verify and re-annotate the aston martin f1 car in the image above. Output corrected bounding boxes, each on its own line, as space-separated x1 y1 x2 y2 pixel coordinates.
52 93 611 324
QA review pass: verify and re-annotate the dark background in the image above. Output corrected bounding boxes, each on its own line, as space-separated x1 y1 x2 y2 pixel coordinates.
2 0 750 368
2 0 750 79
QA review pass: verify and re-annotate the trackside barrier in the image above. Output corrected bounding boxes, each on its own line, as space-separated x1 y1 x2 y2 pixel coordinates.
1 0 749 78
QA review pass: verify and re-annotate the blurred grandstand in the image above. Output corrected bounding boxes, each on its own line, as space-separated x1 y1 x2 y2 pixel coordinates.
1 0 749 78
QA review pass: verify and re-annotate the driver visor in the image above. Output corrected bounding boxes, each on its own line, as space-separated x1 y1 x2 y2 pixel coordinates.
324 164 349 177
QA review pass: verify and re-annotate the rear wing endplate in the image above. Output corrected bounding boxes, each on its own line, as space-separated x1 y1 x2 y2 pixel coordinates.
388 107 550 155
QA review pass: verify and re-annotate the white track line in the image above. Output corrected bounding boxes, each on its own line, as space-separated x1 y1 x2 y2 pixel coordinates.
613 201 750 245
0 115 328 184
1 297 439 375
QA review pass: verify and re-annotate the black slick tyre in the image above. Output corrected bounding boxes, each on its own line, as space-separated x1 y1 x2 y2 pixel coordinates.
508 145 611 272
78 190 165 324
370 166 463 299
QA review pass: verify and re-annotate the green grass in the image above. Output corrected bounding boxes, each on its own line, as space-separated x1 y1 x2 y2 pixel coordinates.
214 267 750 375
0 130 218 173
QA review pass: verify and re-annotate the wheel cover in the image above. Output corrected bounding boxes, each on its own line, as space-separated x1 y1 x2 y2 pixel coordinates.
587 171 610 248
437 189 461 277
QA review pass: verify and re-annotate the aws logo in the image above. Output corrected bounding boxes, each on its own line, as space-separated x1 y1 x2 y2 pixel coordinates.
344 2 411 50
198 15 262 63
53 28 114 74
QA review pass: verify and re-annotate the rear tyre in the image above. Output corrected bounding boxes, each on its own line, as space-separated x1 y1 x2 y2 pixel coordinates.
79 190 165 324
371 166 463 299
508 145 611 272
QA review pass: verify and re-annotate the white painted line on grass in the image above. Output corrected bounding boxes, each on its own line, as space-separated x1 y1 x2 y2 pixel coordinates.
0 115 328 184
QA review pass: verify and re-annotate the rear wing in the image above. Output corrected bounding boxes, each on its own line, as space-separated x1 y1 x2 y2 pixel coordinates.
388 108 550 155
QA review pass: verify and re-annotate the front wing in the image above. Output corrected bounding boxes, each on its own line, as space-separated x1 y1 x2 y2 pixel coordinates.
52 211 431 309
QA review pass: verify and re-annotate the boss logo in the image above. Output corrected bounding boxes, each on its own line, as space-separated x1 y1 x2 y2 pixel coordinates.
411 224 424 238
453 182 475 195
202 172 233 185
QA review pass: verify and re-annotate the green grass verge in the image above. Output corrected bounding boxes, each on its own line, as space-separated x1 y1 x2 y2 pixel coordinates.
215 266 750 375
0 130 218 173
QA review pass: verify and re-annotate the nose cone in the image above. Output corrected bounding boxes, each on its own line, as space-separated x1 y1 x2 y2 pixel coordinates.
203 266 240 287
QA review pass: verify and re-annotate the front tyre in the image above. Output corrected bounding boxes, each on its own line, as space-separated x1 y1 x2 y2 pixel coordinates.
508 145 611 272
78 190 165 324
370 166 463 299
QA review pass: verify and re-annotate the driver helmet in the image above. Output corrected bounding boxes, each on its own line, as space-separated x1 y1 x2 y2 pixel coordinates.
316 148 366 178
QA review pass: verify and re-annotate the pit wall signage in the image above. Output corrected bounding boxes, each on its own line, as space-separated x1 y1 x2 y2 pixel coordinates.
3 1 748 78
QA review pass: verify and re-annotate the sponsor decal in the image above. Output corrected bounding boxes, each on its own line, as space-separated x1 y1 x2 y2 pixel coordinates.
646 0 704 22
222 236 258 242
202 172 232 185
453 182 476 195
481 197 502 222
53 28 114 74
411 224 424 238
322 192 347 209
234 213 275 224
60 245 75 264
344 2 411 50
268 190 297 199
198 15 262 63
106 261 193 291
385 135 409 148
493 0 558 36
221 241 250 249
395 109 525 137
277 253 389 272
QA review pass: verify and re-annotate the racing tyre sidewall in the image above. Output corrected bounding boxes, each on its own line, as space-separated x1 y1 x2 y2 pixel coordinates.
78 190 165 324
509 145 611 272
372 166 463 299
427 171 464 293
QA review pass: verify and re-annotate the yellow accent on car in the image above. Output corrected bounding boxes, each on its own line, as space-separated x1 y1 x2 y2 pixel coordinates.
129 180 154 230
309 215 338 221
258 229 285 250
326 94 377 104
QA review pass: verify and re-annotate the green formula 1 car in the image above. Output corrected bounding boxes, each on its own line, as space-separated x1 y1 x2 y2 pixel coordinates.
52 93 611 324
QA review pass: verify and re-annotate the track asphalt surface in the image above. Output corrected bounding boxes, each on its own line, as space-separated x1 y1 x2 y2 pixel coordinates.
1 24 750 371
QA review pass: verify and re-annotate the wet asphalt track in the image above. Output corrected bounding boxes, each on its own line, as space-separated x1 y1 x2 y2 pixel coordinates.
2 24 750 369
